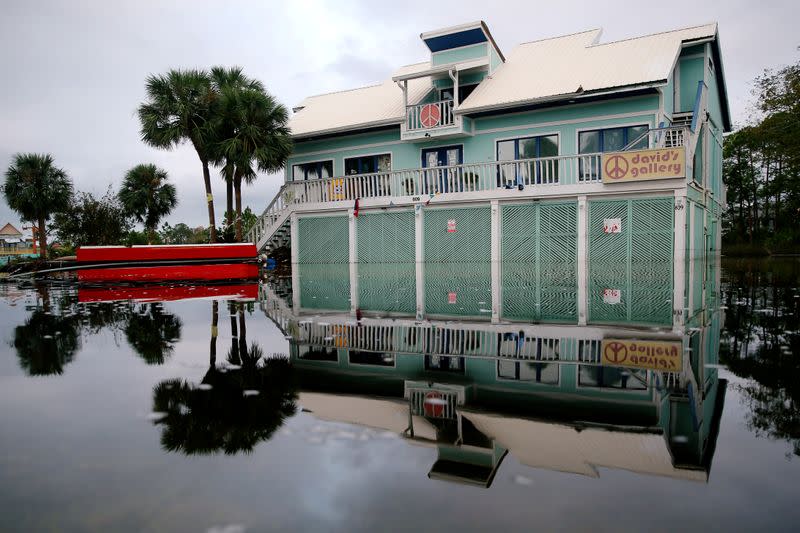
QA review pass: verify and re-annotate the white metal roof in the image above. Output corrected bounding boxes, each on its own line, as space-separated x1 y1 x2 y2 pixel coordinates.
458 23 718 113
288 23 720 138
288 62 432 138
465 411 707 481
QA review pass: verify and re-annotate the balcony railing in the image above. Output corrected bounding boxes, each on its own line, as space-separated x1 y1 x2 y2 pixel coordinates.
286 153 604 202
406 100 455 131
248 127 692 249
249 153 605 248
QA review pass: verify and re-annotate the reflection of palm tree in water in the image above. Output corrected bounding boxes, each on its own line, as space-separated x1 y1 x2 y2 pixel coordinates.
12 286 184 374
124 303 182 365
12 285 79 376
151 301 297 455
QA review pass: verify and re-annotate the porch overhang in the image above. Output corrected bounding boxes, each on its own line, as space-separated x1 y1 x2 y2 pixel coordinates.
391 58 489 83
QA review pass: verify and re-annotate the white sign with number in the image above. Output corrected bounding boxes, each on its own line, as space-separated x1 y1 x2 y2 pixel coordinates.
602 289 621 305
603 218 622 234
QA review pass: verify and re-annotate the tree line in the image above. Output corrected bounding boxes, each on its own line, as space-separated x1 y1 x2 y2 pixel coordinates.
723 61 800 253
2 66 290 259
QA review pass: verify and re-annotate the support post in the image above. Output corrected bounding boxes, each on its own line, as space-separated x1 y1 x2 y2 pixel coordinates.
290 212 300 312
577 196 588 325
415 204 425 320
491 200 501 323
349 209 358 314
687 199 695 316
673 192 687 331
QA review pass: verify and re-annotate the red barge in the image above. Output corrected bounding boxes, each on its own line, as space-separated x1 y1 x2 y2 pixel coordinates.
75 244 259 282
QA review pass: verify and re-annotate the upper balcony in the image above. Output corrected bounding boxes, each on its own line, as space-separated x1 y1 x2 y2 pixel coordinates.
249 125 696 252
393 60 487 142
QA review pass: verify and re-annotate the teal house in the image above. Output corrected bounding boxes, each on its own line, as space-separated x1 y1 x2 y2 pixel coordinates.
250 21 730 327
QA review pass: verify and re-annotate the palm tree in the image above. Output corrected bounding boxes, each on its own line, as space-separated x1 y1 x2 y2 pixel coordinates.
118 164 178 244
209 67 264 229
3 153 73 259
138 69 218 242
213 80 292 241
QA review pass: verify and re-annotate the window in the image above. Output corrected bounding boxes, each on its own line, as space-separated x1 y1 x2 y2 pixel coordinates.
439 83 478 102
349 351 395 367
578 125 649 180
296 345 338 362
578 125 648 154
424 355 465 374
344 153 391 175
440 84 478 102
497 360 559 384
496 134 559 186
578 366 648 390
292 160 333 181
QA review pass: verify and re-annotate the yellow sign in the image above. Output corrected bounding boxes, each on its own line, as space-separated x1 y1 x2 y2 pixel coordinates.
329 179 346 201
600 339 683 371
601 147 686 183
331 325 349 347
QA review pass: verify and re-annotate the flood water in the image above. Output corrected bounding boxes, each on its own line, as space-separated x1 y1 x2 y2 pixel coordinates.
1 258 799 532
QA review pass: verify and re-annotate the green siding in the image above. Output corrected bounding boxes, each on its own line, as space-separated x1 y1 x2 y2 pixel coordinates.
424 206 491 263
588 197 674 325
501 201 578 322
358 263 416 314
298 263 350 311
356 210 416 314
679 57 704 112
297 214 349 264
287 95 660 182
431 43 488 66
356 210 415 263
489 46 503 73
425 261 492 317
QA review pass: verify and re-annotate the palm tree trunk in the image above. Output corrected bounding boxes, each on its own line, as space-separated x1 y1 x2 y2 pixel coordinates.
225 162 234 227
147 225 155 245
210 300 219 368
234 169 243 242
238 302 247 357
37 215 47 260
229 302 239 363
201 159 218 243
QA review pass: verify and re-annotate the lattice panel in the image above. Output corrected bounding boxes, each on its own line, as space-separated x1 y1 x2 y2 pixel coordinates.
358 263 416 314
501 263 538 320
631 198 674 263
425 262 492 317
502 202 577 322
588 200 629 266
297 215 349 264
588 198 673 326
692 203 705 314
501 204 537 263
424 207 491 264
539 202 578 321
356 210 415 264
298 263 350 310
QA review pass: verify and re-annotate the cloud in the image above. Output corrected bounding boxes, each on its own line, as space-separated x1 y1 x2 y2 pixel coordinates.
1 0 797 230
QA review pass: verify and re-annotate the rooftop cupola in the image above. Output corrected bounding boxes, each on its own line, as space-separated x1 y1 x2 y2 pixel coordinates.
420 20 504 72
393 21 504 141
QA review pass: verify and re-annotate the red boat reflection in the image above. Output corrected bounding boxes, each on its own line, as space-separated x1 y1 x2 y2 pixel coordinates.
78 282 258 303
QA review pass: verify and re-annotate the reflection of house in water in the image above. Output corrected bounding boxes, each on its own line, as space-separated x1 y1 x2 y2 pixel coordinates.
262 257 726 486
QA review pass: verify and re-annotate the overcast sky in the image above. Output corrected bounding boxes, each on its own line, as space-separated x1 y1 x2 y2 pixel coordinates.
1 0 798 233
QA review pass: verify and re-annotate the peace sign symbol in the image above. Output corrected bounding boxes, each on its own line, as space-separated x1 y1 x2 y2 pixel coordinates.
603 341 628 364
420 104 441 128
604 155 629 180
